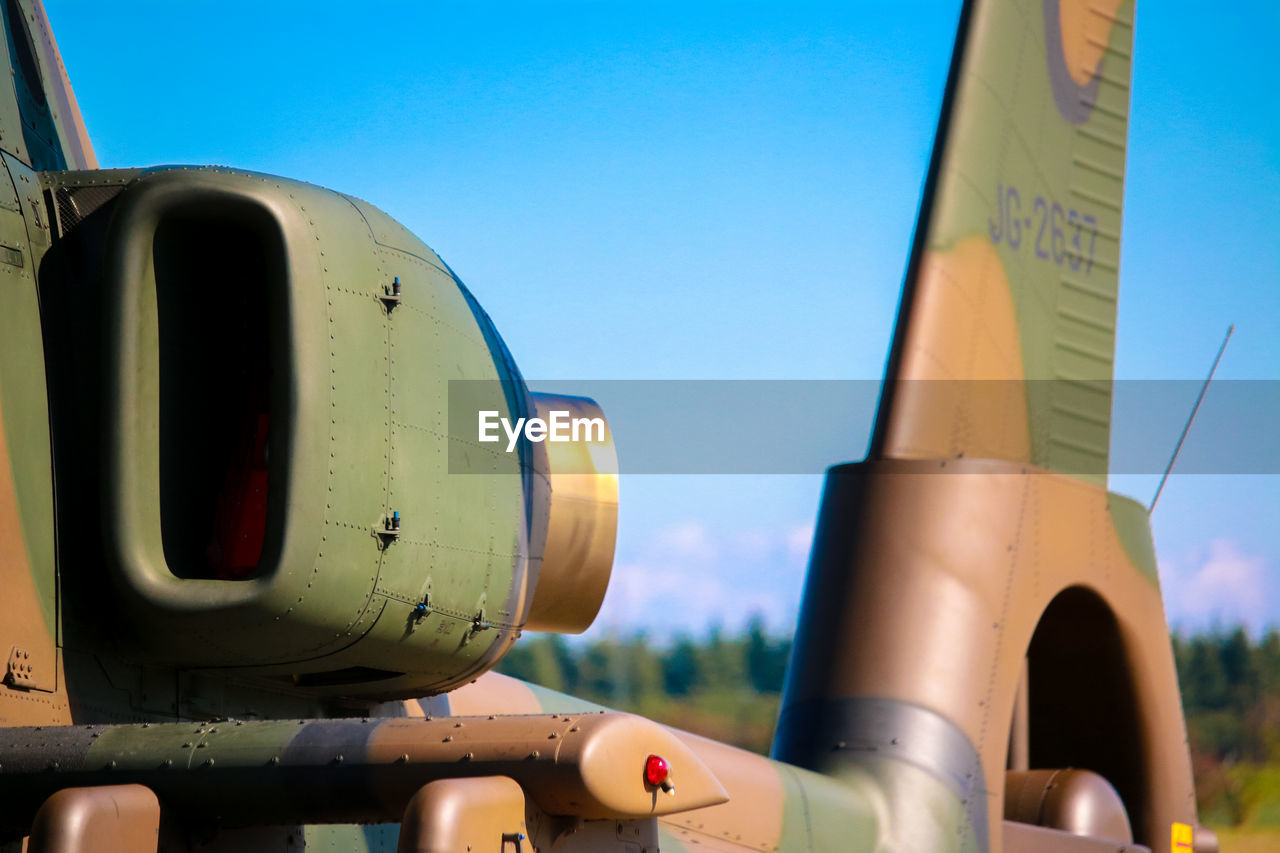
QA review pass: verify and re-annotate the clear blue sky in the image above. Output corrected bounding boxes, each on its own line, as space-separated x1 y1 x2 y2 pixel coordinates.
46 1 1280 637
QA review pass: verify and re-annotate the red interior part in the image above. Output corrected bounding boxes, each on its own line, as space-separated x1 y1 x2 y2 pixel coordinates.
211 412 269 579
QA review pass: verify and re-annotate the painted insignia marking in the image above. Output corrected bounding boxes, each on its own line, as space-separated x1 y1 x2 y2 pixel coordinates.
1042 0 1127 124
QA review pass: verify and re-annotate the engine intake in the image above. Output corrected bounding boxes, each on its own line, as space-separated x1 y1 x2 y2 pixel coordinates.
40 167 616 697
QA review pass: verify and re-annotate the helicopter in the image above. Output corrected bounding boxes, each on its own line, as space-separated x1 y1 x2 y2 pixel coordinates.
0 0 1232 850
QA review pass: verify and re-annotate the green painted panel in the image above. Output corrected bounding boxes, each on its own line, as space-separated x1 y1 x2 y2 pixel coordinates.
655 824 693 853
1107 491 1160 587
0 172 54 635
892 0 1137 483
779 762 882 852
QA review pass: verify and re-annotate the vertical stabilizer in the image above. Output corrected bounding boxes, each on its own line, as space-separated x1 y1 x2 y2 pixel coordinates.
0 0 96 171
775 3 1210 852
872 0 1133 484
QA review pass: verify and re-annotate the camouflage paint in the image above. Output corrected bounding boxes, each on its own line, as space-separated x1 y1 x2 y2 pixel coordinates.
776 459 1201 851
0 21 67 723
876 0 1135 485
30 165 545 695
21 0 95 169
0 1 1217 851
775 4 1201 848
433 673 882 853
0 706 728 832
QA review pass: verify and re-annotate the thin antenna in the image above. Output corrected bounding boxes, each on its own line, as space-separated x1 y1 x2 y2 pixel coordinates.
1149 324 1234 513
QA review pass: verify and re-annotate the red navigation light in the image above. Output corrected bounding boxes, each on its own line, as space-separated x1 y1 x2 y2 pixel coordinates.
644 754 671 787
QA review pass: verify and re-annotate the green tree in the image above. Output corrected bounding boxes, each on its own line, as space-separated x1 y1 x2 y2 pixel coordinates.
1222 628 1260 714
623 634 664 705
527 636 568 692
1254 631 1280 695
496 640 536 683
496 636 572 692
663 635 701 696
546 634 579 695
699 623 746 694
1185 635 1230 713
745 613 790 693
578 638 618 701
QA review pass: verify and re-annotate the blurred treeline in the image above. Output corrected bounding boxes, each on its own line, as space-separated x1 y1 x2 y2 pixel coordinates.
499 615 789 754
1173 629 1280 827
500 620 1280 828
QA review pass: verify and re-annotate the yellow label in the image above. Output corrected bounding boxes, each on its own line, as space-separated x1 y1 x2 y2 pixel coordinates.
1171 822 1194 853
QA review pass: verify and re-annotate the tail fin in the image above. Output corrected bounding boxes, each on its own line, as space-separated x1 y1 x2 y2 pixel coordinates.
775 5 1206 851
871 0 1134 484
4 0 97 170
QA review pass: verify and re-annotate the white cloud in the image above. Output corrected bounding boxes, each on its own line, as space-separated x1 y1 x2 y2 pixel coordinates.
731 529 774 557
1160 539 1275 635
592 518 810 637
786 523 814 560
595 527 1278 642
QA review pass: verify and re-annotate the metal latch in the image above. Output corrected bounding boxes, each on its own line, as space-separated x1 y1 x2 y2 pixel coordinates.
374 509 401 548
380 276 402 311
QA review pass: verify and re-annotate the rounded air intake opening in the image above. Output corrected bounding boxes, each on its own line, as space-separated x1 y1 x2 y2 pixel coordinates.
152 203 290 581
